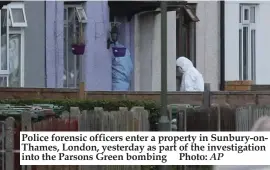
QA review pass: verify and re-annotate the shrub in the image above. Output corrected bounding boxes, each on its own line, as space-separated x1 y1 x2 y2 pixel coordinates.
0 99 160 130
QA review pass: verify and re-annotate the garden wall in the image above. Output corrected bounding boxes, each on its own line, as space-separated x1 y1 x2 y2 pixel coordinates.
1 88 270 106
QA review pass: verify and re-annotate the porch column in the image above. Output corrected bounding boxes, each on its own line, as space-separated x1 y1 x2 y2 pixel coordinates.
134 11 176 91
152 11 176 91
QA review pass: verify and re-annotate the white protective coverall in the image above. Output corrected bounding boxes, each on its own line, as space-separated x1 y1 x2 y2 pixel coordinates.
176 56 204 91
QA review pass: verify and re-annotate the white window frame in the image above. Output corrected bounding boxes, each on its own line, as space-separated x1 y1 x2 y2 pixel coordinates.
64 4 87 88
7 3 27 27
0 76 8 87
239 4 257 82
9 29 25 87
242 6 250 24
0 7 10 75
64 4 88 24
75 6 87 23
0 3 26 87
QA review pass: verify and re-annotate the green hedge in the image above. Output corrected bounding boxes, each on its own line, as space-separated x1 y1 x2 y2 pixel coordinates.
0 99 160 130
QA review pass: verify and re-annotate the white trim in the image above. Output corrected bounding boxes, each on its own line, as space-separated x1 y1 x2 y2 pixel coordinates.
75 6 87 23
64 4 83 8
239 4 257 82
64 5 87 24
7 8 10 76
8 29 24 87
0 5 24 87
7 8 9 75
242 6 250 24
8 3 27 27
64 7 70 87
0 8 9 75
0 75 8 87
20 30 24 87
64 4 86 88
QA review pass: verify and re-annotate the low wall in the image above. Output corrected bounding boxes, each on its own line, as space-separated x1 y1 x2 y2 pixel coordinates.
251 85 270 91
0 88 270 106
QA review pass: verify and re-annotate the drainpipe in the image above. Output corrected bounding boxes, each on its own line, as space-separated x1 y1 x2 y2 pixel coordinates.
220 0 225 91
54 2 58 88
44 1 47 87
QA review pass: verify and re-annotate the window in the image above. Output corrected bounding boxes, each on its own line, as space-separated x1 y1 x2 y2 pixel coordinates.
8 3 27 27
64 4 87 88
176 4 198 91
183 5 199 22
0 3 26 87
239 4 256 82
75 7 87 23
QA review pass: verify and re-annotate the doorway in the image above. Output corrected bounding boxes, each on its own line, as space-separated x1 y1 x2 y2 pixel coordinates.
176 4 199 91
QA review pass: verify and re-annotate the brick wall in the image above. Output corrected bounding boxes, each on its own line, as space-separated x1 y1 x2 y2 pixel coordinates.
1 88 270 107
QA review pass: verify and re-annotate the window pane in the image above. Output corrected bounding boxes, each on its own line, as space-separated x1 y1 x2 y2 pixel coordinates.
0 76 7 87
243 27 248 80
64 7 80 88
250 6 255 23
239 29 242 80
239 6 242 23
251 30 256 81
64 8 67 21
9 34 21 87
11 8 25 23
68 7 75 22
1 9 7 70
77 9 86 21
65 7 75 88
75 14 80 87
64 25 68 87
244 9 249 21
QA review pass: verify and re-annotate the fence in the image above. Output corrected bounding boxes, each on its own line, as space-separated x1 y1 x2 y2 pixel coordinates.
172 104 270 170
5 107 149 170
2 104 270 170
172 104 270 132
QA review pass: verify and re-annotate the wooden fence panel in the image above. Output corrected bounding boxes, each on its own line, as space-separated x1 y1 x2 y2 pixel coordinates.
236 105 270 131
4 106 150 170
11 104 270 170
31 108 80 170
77 107 149 170
6 117 15 170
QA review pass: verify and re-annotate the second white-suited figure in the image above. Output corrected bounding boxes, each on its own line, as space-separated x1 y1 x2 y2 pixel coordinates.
176 56 204 92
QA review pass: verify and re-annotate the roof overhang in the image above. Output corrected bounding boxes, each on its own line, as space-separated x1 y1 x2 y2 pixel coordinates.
109 1 187 21
0 1 12 9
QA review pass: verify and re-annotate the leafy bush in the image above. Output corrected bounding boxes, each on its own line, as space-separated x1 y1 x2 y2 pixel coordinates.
0 99 160 130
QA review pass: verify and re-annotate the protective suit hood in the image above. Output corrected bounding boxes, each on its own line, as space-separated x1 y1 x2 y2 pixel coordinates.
176 56 204 91
176 56 193 73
